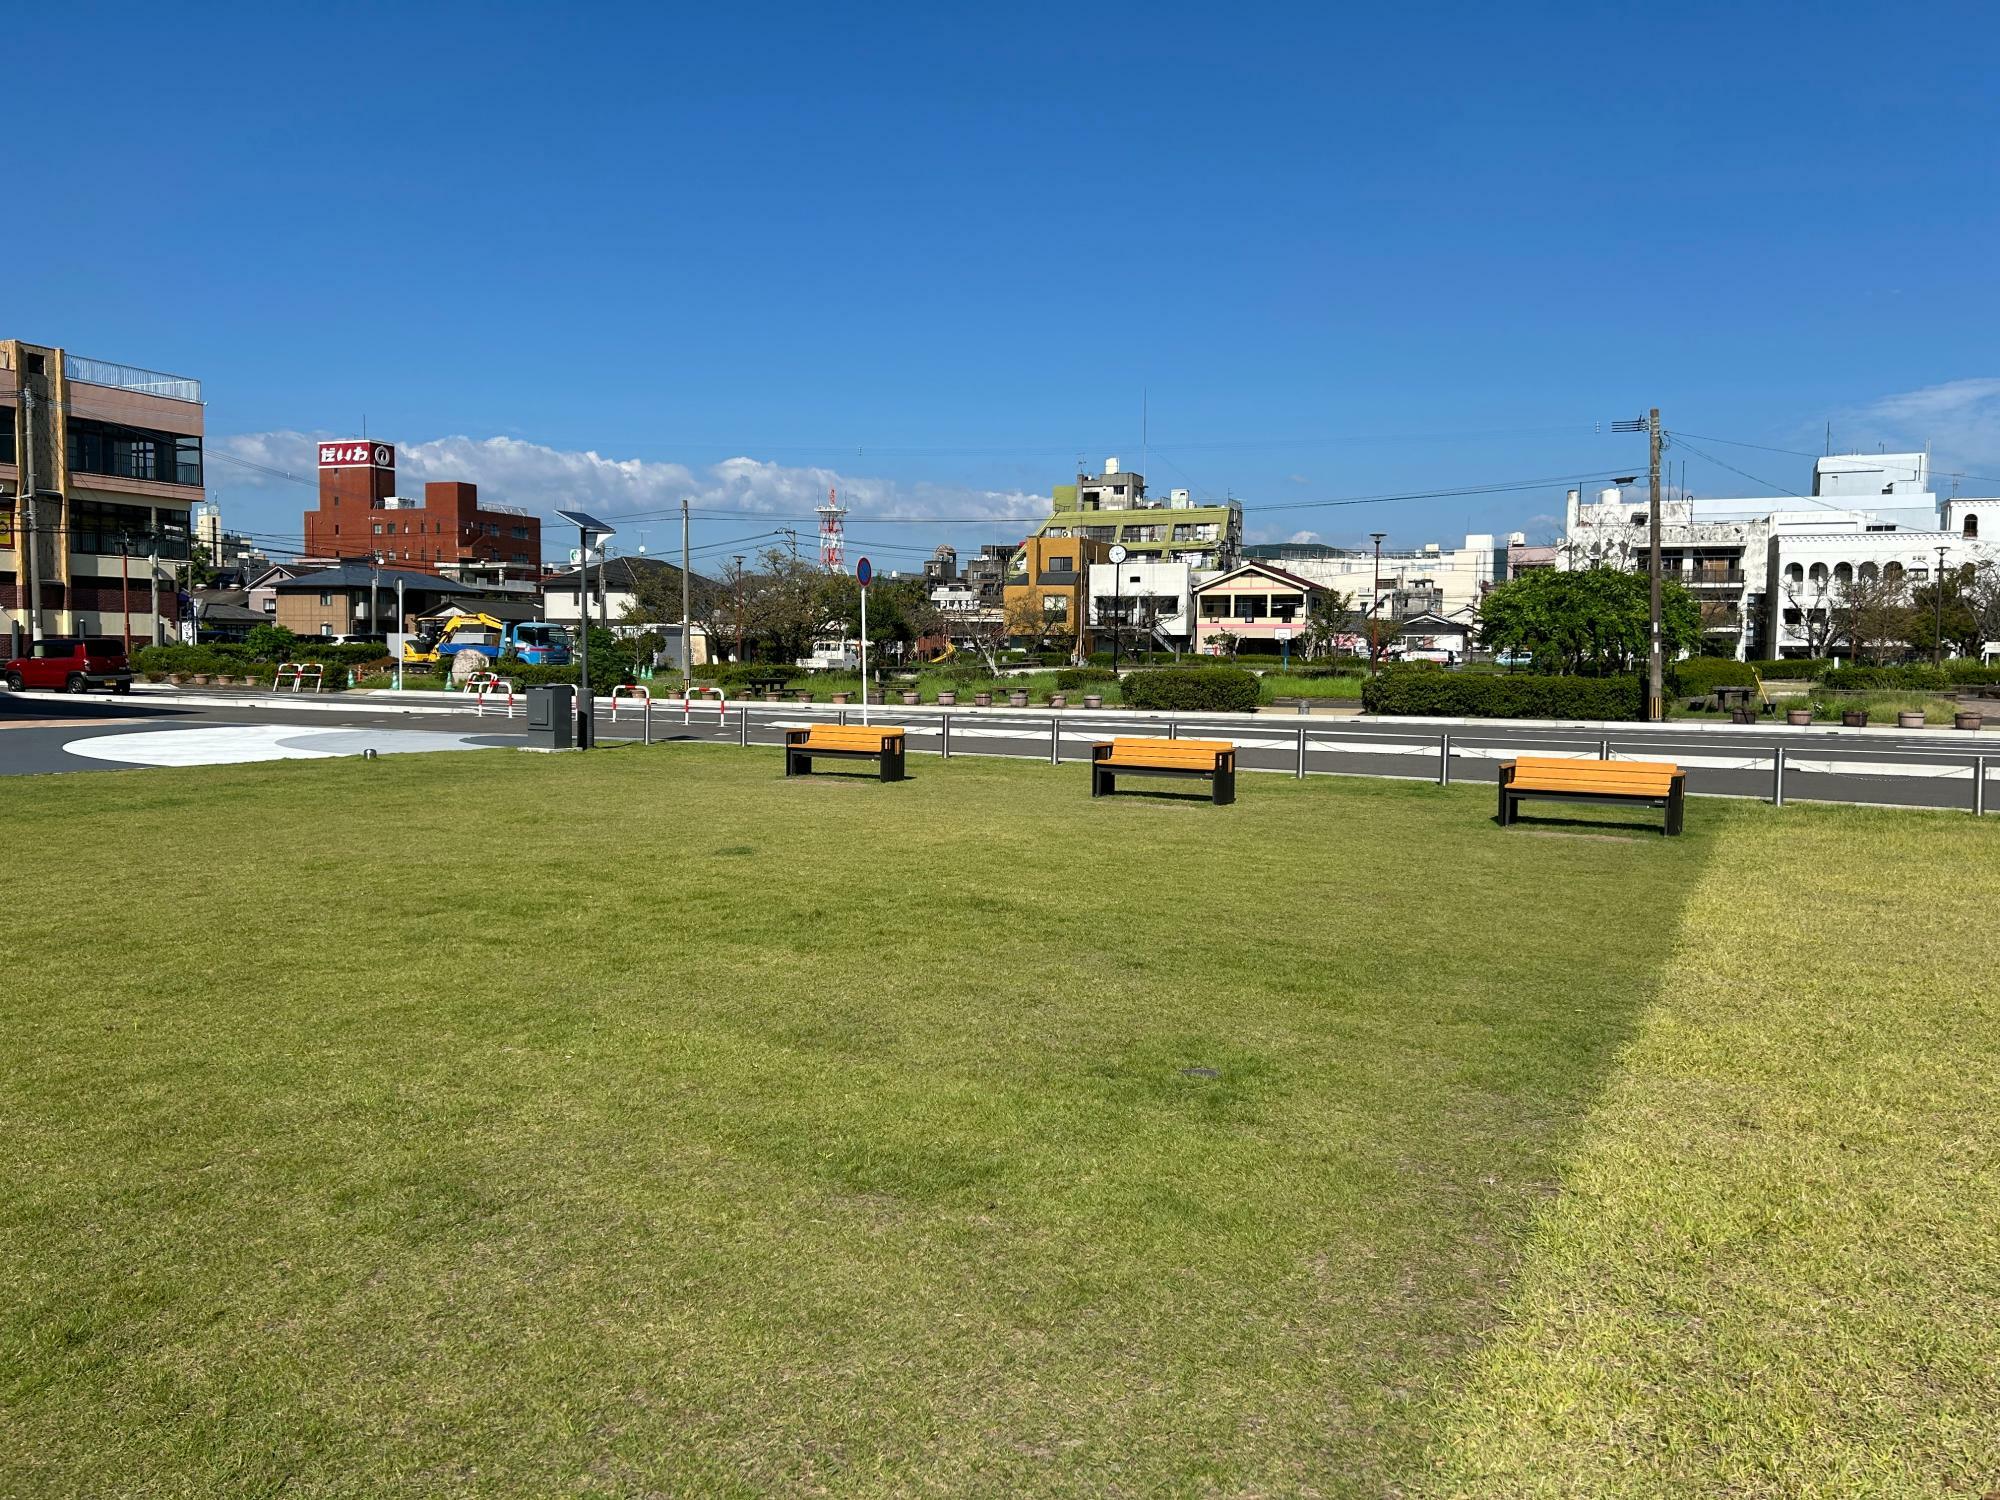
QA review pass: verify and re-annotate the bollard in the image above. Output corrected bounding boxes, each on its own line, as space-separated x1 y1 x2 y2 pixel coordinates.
1977 754 1988 817
1598 738 1611 761
1167 718 1178 741
1439 732 1451 786
942 712 951 759
738 706 748 747
1050 717 1060 764
1296 725 1307 778
363 747 378 760
1773 745 1786 807
644 701 653 746
839 709 848 727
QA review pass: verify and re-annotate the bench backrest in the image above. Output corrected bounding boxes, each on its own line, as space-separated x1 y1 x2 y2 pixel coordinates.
797 725 906 751
1098 736 1235 769
1506 755 1678 792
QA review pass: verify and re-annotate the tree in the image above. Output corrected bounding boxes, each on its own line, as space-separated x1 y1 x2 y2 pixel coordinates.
1778 568 1840 657
1298 589 1353 661
1003 591 1070 653
1831 568 1913 664
1968 562 2000 654
1908 565 1985 659
1477 567 1701 674
245 623 298 661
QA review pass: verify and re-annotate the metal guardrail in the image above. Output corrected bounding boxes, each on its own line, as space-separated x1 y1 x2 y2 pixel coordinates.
62 354 202 403
602 702 1997 816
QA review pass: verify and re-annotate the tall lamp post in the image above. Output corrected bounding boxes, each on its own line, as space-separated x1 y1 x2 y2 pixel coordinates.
1368 532 1387 674
1934 543 1950 667
555 508 617 748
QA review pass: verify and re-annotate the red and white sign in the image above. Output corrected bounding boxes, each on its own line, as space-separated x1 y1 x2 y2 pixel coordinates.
317 441 395 469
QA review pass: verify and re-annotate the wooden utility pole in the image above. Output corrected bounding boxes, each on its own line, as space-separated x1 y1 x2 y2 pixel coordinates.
1647 407 1664 722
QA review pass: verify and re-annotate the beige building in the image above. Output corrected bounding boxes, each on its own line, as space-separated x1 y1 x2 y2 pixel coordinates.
3 338 205 646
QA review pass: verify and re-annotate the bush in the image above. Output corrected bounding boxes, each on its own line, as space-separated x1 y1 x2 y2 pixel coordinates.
1120 667 1260 713
1055 666 1119 690
697 662 803 688
1746 658 1834 680
1362 667 1643 720
1819 665 1950 691
1670 658 1756 695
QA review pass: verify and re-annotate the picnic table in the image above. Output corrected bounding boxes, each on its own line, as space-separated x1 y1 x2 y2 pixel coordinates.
742 675 790 695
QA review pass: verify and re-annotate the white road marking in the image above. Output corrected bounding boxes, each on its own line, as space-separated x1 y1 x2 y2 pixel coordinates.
62 724 497 768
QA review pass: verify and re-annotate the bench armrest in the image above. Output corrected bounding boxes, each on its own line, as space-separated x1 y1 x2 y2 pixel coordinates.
1091 744 1114 763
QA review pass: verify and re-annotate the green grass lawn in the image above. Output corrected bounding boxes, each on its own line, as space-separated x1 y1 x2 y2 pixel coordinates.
3 748 1996 1497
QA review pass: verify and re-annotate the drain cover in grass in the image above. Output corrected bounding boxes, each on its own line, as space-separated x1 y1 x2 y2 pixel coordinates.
1182 1066 1220 1080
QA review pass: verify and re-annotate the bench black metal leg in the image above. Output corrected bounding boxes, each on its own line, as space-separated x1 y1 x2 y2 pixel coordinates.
1666 777 1685 836
1498 785 1515 826
786 750 811 777
1092 765 1113 798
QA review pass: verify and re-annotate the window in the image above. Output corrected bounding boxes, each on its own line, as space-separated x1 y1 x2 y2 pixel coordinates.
319 592 331 605
0 406 13 465
511 525 530 540
320 624 331 637
1785 563 1804 584
1042 594 1068 614
1967 514 1980 539
64 419 202 486
1046 555 1073 574
1236 594 1263 621
1809 562 1828 583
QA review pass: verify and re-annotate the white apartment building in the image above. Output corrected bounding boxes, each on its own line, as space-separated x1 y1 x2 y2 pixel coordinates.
1085 559 1192 648
1252 535 1505 623
1559 451 1995 659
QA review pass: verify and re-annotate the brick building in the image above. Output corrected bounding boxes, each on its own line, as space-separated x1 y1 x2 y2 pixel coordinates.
303 440 540 578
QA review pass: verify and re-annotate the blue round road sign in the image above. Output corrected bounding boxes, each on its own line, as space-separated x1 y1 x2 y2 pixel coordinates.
856 557 873 587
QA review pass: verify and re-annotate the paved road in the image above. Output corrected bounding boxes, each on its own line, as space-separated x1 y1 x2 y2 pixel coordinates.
4 689 1995 814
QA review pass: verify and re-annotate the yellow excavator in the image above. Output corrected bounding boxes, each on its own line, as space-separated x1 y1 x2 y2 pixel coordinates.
400 613 505 666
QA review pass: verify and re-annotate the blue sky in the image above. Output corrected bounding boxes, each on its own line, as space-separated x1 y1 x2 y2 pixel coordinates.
16 0 2000 571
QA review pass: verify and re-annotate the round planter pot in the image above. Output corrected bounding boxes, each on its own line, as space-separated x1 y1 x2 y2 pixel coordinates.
168 673 187 685
1842 710 1868 728
936 691 957 706
866 691 885 705
1008 692 1029 707
1048 693 1067 709
1898 711 1926 729
973 692 993 707
1083 693 1103 708
192 674 212 686
1730 707 1755 725
1786 709 1811 726
830 692 851 704
793 689 813 702
1955 712 1983 731
901 691 921 705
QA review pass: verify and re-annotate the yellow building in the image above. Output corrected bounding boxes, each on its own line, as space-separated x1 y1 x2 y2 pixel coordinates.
1002 536 1110 655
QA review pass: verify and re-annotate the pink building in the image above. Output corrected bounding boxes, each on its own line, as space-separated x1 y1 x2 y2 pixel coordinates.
1192 561 1326 656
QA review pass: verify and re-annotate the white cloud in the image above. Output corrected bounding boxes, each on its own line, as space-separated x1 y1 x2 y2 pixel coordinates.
1286 529 1321 544
1839 378 2000 481
211 431 1044 551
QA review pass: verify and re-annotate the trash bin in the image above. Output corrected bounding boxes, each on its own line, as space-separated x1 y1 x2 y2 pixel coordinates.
526 684 574 749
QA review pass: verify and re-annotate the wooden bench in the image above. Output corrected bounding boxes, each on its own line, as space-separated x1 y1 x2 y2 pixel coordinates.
1498 756 1686 835
784 724 907 781
1091 737 1236 805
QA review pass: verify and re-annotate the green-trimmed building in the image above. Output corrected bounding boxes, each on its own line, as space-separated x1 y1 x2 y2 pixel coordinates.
1026 460 1242 573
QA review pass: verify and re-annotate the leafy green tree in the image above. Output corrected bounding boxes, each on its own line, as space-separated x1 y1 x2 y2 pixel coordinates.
244 623 298 661
1908 565 1985 658
1299 589 1353 660
1477 567 1701 674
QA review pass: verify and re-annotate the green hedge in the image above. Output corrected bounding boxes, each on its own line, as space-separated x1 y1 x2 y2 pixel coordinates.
1055 666 1119 690
1817 665 2000 691
1670 658 1757 695
1746 658 1834 680
1362 667 1643 719
1119 667 1260 713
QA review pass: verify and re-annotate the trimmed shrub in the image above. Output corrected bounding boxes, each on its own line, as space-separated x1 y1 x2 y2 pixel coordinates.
1362 667 1643 720
1670 658 1756 695
1820 665 1950 691
1120 667 1260 713
1746 658 1834 680
1055 666 1118 690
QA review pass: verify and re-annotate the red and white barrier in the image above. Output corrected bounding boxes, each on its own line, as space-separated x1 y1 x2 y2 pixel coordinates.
610 684 652 722
468 673 517 719
273 662 324 694
680 686 727 725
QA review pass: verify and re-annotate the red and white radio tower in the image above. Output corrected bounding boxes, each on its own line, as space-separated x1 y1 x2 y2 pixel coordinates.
816 486 848 570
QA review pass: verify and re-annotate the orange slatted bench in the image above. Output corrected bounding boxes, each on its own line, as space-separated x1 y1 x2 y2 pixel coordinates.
1498 755 1686 835
784 724 907 781
1091 737 1236 805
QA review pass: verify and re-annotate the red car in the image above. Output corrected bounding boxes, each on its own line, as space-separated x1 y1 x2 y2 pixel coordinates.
2 637 134 694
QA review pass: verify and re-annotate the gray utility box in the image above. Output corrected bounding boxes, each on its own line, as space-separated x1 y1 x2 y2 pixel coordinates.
525 684 575 749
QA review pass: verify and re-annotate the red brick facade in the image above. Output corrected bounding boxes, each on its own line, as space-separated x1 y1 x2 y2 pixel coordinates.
302 441 540 573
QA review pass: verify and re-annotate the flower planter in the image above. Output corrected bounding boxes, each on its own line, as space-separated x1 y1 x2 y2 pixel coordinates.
1008 691 1029 708
830 692 851 704
1729 707 1755 725
901 691 921 706
1083 693 1103 709
1048 693 1067 709
936 691 957 706
144 672 166 683
1956 711 1983 731
1898 710 1926 729
168 673 188 685
866 691 885 705
793 689 813 702
973 692 993 707
1786 708 1811 726
192 674 212 686
1841 709 1867 728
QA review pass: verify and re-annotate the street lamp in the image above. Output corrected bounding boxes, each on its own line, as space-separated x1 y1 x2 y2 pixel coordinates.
1935 543 1950 667
555 508 617 748
1368 533 1387 675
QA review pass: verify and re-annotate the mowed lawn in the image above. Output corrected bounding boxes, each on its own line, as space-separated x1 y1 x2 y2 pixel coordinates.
1 746 1995 1497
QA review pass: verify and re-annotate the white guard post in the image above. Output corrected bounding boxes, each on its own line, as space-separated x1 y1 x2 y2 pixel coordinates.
680 686 727 725
610 684 652 723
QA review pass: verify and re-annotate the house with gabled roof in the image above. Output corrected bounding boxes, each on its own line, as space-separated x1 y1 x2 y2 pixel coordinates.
1190 559 1328 656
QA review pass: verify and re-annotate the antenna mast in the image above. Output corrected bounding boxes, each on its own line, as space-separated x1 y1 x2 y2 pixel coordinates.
817 487 848 570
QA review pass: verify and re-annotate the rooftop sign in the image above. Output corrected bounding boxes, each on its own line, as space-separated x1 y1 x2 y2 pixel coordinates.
318 441 395 469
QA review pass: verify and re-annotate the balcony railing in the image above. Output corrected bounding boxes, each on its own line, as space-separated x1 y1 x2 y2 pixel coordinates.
1682 569 1745 587
63 354 202 404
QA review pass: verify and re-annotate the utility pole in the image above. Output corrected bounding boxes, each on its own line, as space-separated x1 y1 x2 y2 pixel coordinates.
119 533 132 654
1935 543 1949 666
21 386 41 644
1648 407 1664 722
680 495 692 693
733 555 745 661
1369 532 1387 675
394 576 405 690
148 543 160 645
370 554 380 638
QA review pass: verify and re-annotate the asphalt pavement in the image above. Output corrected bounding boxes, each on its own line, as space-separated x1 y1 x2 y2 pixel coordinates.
3 687 1995 814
